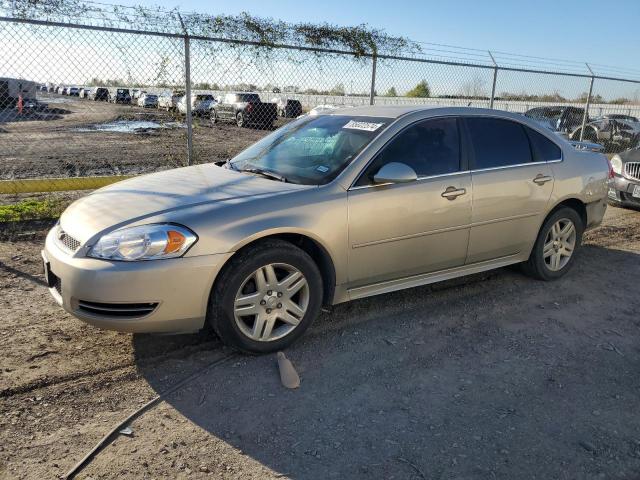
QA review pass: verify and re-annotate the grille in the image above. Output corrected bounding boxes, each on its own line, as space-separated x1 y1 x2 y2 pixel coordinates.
53 275 62 295
77 300 158 318
56 227 81 253
625 162 640 182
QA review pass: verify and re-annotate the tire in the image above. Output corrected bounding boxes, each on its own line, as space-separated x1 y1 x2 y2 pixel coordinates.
522 207 584 281
211 110 218 125
236 112 244 127
207 239 323 354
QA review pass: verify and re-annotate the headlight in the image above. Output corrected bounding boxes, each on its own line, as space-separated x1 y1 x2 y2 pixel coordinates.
88 224 197 261
610 155 623 176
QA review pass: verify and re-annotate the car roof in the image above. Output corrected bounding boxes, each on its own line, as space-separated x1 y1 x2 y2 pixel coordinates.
325 105 535 122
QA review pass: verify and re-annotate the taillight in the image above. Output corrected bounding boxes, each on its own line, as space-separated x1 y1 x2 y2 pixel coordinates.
606 157 614 180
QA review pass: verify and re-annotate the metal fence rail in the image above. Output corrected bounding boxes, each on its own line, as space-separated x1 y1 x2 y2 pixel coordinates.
1 14 640 200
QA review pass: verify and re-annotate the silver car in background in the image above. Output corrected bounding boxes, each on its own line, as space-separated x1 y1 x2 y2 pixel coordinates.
158 89 185 111
177 94 216 116
137 93 158 108
42 106 610 353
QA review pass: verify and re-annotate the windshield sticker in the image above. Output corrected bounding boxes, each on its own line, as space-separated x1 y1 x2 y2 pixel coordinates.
316 165 329 173
342 120 384 132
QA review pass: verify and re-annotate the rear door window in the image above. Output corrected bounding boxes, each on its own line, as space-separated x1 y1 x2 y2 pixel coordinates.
465 117 532 169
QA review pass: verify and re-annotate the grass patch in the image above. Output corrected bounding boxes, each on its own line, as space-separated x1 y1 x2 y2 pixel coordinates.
0 199 66 222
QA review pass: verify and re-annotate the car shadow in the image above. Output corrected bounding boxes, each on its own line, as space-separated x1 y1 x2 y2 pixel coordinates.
132 244 640 479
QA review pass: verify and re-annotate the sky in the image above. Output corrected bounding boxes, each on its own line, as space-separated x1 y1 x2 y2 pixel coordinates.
3 0 639 104
110 0 640 77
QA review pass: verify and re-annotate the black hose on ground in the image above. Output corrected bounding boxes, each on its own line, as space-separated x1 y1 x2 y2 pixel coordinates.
63 352 237 479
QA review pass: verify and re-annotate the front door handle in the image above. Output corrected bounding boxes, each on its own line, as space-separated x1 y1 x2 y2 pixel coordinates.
441 186 467 200
533 174 553 186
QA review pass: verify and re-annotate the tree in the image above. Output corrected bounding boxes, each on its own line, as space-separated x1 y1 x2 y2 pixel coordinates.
385 86 397 97
460 76 486 98
406 80 430 98
329 83 345 96
576 92 604 103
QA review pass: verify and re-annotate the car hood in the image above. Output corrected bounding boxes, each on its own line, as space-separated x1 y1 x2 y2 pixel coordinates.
60 164 309 243
620 147 640 162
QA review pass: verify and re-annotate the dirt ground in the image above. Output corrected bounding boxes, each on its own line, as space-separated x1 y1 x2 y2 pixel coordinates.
0 204 639 479
0 93 281 184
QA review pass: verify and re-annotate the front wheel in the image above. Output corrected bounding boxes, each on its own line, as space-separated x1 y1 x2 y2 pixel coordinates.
522 207 584 281
207 240 323 353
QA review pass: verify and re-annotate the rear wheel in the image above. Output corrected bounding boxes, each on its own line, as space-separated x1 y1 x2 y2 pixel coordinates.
207 240 323 354
236 112 245 127
522 207 583 281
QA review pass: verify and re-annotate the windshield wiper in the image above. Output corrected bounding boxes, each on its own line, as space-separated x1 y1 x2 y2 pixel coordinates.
239 167 288 182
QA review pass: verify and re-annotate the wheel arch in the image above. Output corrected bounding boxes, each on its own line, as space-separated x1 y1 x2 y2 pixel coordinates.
548 197 588 228
214 230 337 307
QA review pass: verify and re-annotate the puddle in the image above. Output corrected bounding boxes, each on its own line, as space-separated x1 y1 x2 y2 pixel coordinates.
76 119 183 134
44 96 75 104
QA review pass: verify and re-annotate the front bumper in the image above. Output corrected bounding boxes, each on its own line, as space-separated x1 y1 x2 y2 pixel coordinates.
608 174 640 206
42 228 233 333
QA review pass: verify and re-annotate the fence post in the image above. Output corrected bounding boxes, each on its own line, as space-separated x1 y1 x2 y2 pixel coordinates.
369 54 377 106
488 51 497 109
580 63 594 142
178 14 193 166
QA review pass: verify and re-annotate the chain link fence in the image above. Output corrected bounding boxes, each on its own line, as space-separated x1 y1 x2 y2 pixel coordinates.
1 13 640 205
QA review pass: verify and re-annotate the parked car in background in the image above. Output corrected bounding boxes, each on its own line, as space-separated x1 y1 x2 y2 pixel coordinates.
177 93 216 116
308 104 347 116
68 86 80 96
211 92 278 128
58 86 69 95
138 93 158 108
48 85 57 93
79 88 92 99
110 88 131 104
524 106 587 136
273 98 303 118
42 106 609 353
132 89 145 101
608 146 640 208
158 90 185 111
570 116 640 152
605 114 639 123
91 87 110 102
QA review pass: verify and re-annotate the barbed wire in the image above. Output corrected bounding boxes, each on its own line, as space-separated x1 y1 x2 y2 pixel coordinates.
0 0 639 82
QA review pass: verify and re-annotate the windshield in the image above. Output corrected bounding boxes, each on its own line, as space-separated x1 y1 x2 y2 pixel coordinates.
229 115 391 185
239 93 261 102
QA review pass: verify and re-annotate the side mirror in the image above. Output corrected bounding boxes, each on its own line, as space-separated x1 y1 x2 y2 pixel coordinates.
373 162 418 184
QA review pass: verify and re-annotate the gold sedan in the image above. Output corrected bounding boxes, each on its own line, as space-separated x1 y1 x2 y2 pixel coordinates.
42 106 610 353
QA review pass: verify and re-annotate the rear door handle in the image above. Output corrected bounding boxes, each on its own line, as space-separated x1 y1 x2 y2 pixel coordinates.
533 174 553 185
441 186 467 200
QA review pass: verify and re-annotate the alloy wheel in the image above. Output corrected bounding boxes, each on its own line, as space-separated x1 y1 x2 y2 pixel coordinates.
233 263 309 342
543 218 576 271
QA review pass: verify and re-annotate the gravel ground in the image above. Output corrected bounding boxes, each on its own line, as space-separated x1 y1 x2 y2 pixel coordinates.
0 93 284 184
1 205 640 479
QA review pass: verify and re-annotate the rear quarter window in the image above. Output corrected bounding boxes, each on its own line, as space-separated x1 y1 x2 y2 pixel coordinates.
466 117 532 169
524 126 562 162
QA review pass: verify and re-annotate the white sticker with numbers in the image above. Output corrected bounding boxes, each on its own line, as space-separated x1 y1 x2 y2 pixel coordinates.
342 120 384 132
